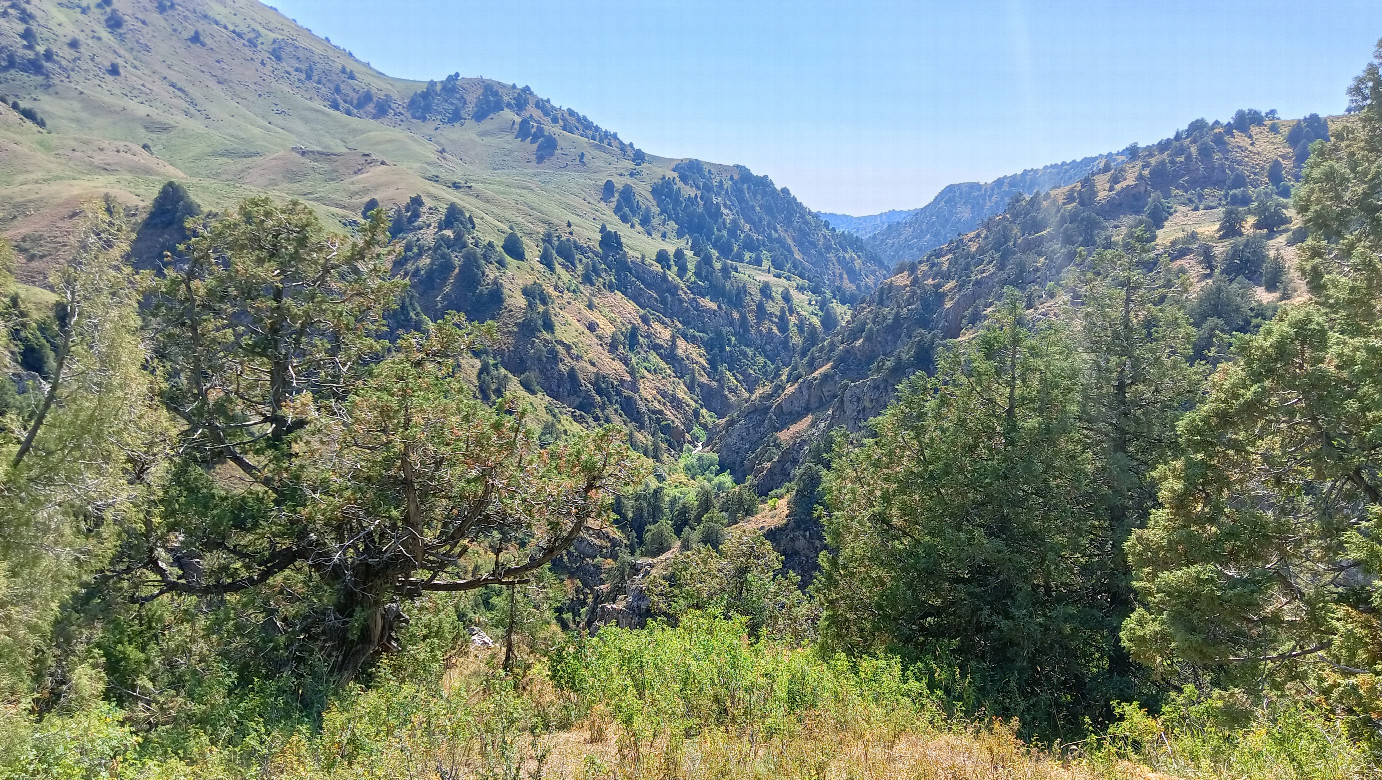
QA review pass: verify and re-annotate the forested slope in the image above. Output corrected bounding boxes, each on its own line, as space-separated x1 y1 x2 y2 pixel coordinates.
865 152 1116 264
2 0 1381 776
719 109 1324 492
0 0 884 460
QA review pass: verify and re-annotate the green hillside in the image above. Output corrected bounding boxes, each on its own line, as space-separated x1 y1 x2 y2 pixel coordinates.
0 0 883 457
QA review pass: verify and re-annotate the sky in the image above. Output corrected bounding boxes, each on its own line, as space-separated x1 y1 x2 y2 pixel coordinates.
262 0 1382 216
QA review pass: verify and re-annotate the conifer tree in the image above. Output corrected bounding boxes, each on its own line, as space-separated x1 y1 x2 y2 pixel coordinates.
0 210 159 702
820 293 1108 738
1124 44 1382 726
128 199 639 679
1217 205 1245 238
1077 240 1199 698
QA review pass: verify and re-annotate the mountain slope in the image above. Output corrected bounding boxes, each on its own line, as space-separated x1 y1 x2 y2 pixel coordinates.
816 208 917 238
0 0 885 458
718 113 1324 491
866 154 1116 266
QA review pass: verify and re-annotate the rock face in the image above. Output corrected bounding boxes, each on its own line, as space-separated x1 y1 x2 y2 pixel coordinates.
468 627 496 649
555 525 625 593
592 558 656 630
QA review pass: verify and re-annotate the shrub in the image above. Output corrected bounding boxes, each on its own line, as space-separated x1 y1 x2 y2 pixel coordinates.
1222 235 1268 280
548 612 935 744
642 521 676 557
1095 691 1372 779
501 231 525 261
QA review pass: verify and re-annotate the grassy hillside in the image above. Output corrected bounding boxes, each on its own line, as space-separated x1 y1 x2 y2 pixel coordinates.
0 0 885 458
718 112 1323 493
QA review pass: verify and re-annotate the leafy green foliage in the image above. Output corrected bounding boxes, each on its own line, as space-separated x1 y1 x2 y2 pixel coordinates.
550 612 932 745
647 532 818 643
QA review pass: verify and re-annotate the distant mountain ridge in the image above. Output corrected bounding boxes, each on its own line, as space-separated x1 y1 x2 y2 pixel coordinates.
0 0 885 462
816 209 917 237
866 154 1117 265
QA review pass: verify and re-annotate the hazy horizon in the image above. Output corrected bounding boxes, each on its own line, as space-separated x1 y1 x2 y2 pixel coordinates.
265 0 1382 215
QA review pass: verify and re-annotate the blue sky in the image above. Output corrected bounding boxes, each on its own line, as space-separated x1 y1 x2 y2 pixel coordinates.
264 1 1382 215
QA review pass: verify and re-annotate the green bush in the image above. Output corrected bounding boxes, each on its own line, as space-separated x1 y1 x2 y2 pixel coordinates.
502 231 526 261
1094 690 1373 779
1 704 136 780
549 612 936 743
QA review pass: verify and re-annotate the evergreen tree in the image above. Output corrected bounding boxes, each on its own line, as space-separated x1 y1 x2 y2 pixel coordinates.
1077 244 1199 701
1143 192 1172 229
144 180 202 230
1267 157 1285 186
1251 193 1290 233
0 213 158 702
1221 234 1268 279
820 294 1109 739
502 231 526 261
1217 205 1245 238
786 462 823 526
1125 44 1382 730
1261 250 1288 293
642 521 676 557
389 205 408 238
127 200 638 681
440 202 467 232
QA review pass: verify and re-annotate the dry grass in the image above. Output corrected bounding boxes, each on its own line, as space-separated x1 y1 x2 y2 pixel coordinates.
513 710 1178 780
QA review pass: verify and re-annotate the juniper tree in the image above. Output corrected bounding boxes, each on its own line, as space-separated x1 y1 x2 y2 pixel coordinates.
1124 43 1382 730
820 294 1111 739
127 199 639 679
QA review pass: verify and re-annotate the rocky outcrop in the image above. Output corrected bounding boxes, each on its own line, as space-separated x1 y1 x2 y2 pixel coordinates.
554 525 625 593
591 558 656 630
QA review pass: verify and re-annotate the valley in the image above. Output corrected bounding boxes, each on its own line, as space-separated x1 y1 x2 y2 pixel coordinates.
1 1 1379 778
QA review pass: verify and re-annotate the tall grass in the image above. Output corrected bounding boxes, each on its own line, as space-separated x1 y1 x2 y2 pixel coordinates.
3 614 1375 778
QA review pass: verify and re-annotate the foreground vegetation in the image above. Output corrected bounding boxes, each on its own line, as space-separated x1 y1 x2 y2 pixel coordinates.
3 12 1382 780
5 613 1372 779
